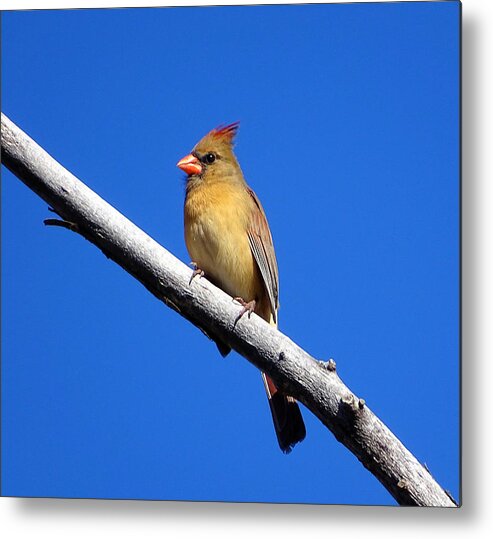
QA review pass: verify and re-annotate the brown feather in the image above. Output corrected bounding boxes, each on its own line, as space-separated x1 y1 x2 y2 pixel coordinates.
246 187 279 322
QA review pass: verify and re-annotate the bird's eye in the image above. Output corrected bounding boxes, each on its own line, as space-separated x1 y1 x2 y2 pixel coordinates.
203 152 216 164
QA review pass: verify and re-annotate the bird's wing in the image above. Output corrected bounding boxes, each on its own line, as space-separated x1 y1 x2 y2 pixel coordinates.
246 187 279 322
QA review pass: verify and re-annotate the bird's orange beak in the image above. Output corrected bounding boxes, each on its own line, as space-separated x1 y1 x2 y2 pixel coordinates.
177 153 202 176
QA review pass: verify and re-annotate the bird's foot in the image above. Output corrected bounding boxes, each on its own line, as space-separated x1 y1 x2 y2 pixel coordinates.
233 297 256 326
189 262 204 285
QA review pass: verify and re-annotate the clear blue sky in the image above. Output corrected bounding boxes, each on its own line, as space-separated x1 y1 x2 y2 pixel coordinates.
1 2 460 505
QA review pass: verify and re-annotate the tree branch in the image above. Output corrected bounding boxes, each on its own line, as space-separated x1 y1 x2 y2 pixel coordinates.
0 113 457 507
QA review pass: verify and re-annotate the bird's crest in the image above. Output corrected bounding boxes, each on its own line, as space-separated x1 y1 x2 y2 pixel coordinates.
210 121 240 144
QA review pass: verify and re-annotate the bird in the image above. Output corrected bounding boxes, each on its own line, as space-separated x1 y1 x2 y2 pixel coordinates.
177 122 306 453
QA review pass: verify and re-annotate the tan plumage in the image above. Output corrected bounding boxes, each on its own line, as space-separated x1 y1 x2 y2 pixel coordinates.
178 122 305 453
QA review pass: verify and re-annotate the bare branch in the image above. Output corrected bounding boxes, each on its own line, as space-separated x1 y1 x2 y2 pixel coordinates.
1 113 457 507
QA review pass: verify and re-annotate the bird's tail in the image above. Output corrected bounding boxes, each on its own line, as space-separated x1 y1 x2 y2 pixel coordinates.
261 372 306 453
261 314 306 453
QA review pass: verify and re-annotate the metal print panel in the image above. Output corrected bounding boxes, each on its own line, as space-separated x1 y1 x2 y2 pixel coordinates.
1 1 460 506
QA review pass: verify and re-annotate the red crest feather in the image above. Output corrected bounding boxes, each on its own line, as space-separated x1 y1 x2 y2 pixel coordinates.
210 121 240 143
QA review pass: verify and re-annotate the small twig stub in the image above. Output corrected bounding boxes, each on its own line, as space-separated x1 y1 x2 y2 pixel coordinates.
44 218 79 232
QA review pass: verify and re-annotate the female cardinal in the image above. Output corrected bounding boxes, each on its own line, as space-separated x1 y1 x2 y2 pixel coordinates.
177 122 306 453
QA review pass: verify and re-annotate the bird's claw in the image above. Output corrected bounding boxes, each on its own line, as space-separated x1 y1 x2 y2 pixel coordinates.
189 262 204 285
233 297 256 326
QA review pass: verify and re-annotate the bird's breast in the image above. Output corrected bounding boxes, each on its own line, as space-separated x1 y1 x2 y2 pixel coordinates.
184 181 260 301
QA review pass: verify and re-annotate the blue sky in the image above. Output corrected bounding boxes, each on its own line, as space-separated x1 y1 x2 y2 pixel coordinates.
1 2 460 505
